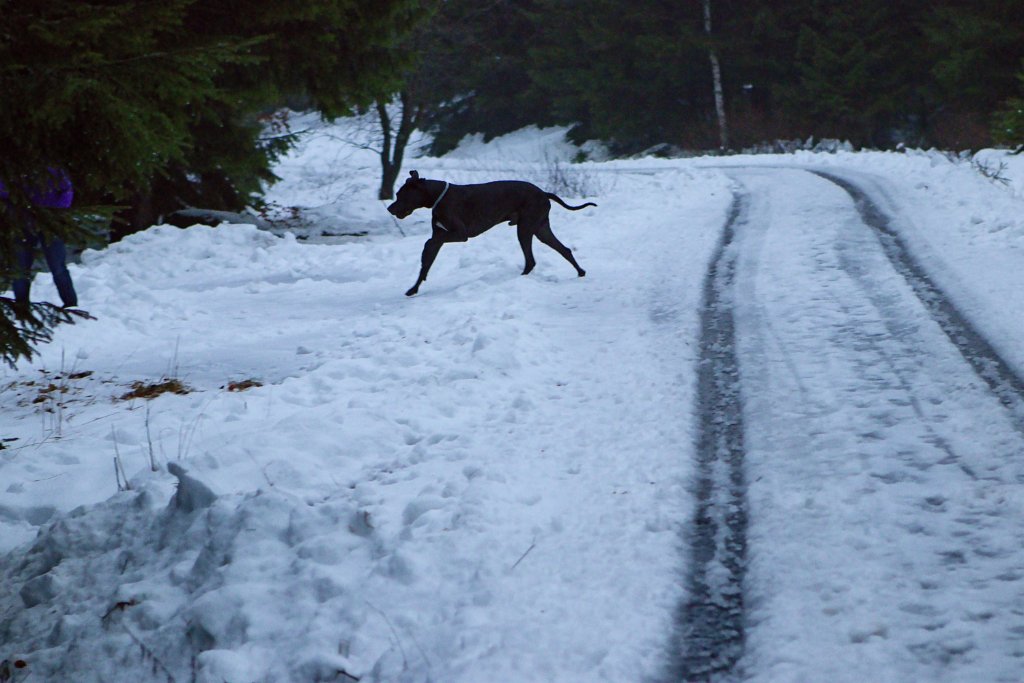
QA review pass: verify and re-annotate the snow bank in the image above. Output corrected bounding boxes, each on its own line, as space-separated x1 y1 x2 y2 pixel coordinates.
2 473 381 682
975 148 1024 197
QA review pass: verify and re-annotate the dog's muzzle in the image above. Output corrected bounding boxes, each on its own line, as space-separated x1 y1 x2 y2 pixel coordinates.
387 201 412 219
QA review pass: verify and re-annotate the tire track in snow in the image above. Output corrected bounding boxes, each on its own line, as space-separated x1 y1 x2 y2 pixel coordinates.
666 188 749 682
814 171 1024 429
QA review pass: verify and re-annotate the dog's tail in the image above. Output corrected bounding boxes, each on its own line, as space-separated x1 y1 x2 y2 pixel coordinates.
546 193 597 211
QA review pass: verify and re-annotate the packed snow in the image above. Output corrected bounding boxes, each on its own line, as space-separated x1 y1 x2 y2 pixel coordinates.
2 117 1024 682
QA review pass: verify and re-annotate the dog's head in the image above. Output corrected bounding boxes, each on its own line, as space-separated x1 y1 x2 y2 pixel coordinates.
387 170 433 219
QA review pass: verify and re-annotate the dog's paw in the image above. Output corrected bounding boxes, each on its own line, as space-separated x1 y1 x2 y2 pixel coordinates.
405 287 419 297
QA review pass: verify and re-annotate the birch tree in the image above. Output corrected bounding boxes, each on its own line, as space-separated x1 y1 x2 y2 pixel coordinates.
703 0 729 150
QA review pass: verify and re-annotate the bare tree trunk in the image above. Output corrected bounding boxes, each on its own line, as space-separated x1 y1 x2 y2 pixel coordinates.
703 0 729 150
377 100 394 200
376 91 420 200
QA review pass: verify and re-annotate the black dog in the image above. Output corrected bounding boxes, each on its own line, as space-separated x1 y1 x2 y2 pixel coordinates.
387 170 596 296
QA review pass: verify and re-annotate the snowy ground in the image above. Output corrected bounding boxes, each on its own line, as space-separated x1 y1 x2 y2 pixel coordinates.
2 119 1024 682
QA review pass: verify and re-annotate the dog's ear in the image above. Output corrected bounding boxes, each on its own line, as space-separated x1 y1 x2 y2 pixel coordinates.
409 170 419 179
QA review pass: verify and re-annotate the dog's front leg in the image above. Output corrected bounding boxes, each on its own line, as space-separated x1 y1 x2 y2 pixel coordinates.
406 235 446 296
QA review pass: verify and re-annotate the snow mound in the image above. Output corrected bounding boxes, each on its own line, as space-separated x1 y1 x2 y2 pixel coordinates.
443 126 585 163
0 472 388 682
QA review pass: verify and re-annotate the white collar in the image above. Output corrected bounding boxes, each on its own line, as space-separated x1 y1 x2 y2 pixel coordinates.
430 182 450 210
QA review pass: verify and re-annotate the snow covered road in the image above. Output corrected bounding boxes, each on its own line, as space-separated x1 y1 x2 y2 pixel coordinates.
725 167 1024 682
3 126 1024 683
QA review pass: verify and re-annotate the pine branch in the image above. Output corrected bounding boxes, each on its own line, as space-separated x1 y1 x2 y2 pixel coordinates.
0 298 95 369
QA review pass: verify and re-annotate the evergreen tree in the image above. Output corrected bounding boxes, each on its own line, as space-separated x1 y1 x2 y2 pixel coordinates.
993 64 1024 148
721 1 817 145
529 0 714 152
789 0 929 147
0 0 248 209
923 0 1024 148
417 0 553 156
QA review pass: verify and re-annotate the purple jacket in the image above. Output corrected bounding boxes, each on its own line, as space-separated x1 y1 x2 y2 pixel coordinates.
0 168 74 208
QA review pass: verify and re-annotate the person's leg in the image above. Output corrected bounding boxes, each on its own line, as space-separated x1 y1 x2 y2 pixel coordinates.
40 237 77 307
12 231 38 305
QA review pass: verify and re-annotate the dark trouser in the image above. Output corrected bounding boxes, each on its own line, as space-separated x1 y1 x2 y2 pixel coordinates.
14 232 77 308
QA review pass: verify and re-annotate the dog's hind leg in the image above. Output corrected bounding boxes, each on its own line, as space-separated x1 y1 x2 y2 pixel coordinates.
535 221 586 277
406 236 445 296
517 224 537 275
